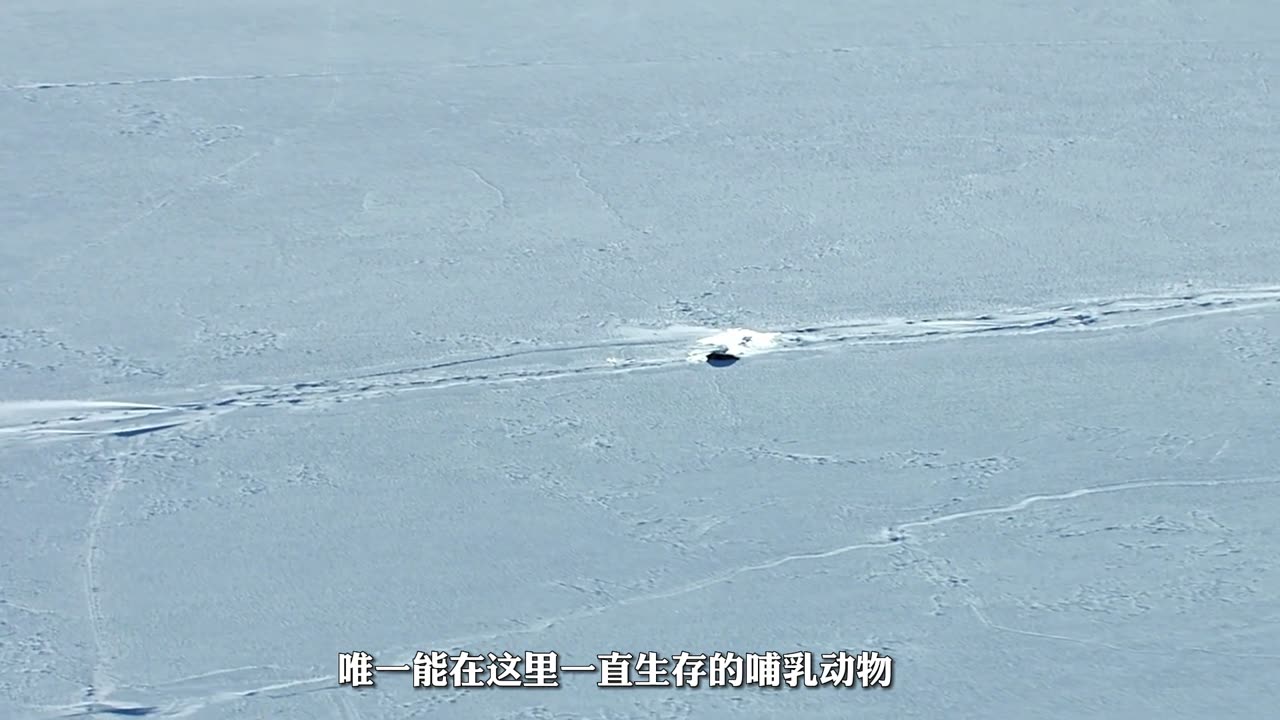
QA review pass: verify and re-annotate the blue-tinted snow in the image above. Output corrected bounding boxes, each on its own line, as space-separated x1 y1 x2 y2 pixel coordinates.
3 2 1279 718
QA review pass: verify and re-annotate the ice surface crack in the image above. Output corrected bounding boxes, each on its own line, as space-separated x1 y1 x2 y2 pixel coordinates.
3 286 1278 447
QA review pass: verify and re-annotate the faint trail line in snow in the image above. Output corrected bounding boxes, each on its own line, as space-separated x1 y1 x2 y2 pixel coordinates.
140 665 286 691
568 158 646 235
6 37 1269 93
80 445 131 706
4 72 357 91
21 473 1280 719
27 675 336 719
18 39 346 294
965 598 1280 660
3 286 1279 447
577 475 1280 616
888 475 1280 538
20 148 264 291
1210 439 1231 464
898 532 1280 663
457 164 509 231
337 37 1280 74
7 34 1268 100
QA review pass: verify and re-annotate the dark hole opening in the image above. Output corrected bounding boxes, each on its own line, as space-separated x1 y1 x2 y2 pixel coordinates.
706 351 739 367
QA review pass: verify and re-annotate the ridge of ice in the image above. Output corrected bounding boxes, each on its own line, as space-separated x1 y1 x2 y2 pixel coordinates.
686 327 782 362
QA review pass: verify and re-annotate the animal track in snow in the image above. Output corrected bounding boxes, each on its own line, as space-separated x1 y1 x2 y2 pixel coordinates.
2 286 1278 446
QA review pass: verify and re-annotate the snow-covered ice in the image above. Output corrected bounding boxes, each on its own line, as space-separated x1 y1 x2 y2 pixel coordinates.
3 2 1280 719
686 328 782 362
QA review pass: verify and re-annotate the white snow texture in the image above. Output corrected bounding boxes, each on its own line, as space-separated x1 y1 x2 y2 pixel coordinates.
2 2 1280 719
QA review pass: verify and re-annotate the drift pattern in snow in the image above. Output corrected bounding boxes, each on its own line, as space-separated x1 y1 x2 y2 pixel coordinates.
2 286 1278 445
